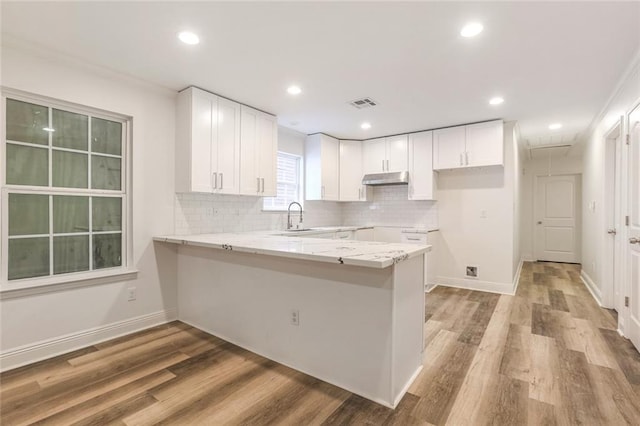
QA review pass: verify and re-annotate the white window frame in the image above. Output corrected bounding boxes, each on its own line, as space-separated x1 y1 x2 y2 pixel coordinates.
0 88 135 295
262 151 303 211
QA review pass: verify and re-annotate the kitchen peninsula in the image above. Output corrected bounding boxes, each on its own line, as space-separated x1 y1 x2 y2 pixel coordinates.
154 232 430 408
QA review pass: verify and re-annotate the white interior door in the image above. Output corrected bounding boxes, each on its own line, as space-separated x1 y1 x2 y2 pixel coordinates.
626 103 640 351
534 175 581 263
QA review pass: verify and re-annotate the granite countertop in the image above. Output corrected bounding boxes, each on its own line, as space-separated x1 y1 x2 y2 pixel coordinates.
271 225 373 236
154 232 430 269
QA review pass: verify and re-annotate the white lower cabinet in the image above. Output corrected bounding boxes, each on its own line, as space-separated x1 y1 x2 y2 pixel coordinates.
408 131 435 200
239 105 277 196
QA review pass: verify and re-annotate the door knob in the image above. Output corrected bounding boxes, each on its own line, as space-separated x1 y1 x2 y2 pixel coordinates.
630 237 640 245
607 229 617 235
537 221 542 225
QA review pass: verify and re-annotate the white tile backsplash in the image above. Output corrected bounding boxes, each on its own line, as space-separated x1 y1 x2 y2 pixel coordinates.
175 186 437 235
174 193 342 235
341 186 438 228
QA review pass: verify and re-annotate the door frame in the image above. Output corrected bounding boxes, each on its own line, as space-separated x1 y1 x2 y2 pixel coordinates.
533 173 582 263
602 118 624 311
620 98 640 339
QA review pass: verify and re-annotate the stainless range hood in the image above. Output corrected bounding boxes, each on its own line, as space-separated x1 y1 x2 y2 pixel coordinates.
362 171 409 186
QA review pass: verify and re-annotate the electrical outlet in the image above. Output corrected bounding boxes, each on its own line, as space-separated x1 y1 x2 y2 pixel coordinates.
127 287 137 301
290 309 300 326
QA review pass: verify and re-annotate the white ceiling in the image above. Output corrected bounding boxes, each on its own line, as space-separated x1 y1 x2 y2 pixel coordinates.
2 2 639 146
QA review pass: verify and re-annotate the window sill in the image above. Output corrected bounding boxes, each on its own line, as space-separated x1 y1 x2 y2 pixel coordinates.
0 268 139 300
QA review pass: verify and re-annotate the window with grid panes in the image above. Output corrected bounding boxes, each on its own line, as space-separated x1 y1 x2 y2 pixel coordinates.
2 93 129 283
263 152 302 210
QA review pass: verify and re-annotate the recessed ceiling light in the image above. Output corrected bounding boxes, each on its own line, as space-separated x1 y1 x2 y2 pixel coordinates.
287 85 302 95
489 97 504 105
42 127 55 132
548 123 562 130
178 31 200 45
361 122 371 130
460 22 483 38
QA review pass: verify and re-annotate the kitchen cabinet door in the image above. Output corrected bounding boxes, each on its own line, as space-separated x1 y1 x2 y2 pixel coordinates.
385 134 408 172
339 140 367 201
216 97 240 194
239 105 259 195
408 131 435 200
305 134 339 201
362 137 386 174
257 112 278 196
176 87 217 193
433 126 465 170
321 135 339 200
465 120 503 167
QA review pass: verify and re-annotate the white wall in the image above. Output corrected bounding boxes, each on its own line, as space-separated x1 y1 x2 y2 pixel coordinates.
581 53 640 305
174 127 342 235
435 122 519 294
520 155 583 262
0 45 178 370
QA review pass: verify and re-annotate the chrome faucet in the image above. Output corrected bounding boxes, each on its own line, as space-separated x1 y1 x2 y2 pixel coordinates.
287 202 303 230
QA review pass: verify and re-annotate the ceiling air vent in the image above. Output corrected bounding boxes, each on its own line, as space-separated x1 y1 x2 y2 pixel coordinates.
349 97 378 109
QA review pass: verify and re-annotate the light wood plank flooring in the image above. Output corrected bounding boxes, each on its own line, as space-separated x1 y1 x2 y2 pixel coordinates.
2 262 640 425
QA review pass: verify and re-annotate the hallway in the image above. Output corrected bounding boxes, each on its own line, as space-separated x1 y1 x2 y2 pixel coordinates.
1 262 639 425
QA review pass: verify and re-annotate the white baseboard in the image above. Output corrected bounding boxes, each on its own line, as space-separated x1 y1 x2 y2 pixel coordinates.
0 308 177 372
392 365 423 408
521 253 534 262
425 284 439 293
580 270 603 307
511 260 525 295
435 275 515 295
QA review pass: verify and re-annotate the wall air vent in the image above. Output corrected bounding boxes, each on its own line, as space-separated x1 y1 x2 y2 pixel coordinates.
349 97 378 109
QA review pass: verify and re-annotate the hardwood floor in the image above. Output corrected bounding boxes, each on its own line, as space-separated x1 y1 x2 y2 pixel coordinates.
2 262 640 425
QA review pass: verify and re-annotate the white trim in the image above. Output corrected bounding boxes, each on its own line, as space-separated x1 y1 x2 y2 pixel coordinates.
0 268 138 299
392 365 423 408
435 275 515 295
511 259 524 295
0 308 177 372
425 284 439 293
580 270 603 307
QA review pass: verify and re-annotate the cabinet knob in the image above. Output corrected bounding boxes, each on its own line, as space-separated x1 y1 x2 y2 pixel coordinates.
630 237 640 245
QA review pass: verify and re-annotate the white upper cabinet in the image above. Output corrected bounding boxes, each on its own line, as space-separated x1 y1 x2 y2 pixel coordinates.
433 120 503 170
339 140 368 202
176 87 240 194
465 120 504 167
239 105 277 196
433 126 465 170
408 131 435 200
362 135 408 174
362 137 386 175
305 134 339 201
386 135 408 172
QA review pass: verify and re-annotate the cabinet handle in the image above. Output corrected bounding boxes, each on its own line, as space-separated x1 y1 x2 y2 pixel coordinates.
219 173 223 189
321 185 325 199
386 159 389 171
257 177 260 193
212 172 218 189
382 159 385 171
358 188 361 199
465 152 469 165
261 178 265 193
459 153 463 166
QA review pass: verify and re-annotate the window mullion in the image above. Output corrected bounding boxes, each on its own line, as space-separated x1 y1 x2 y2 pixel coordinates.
49 194 53 276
